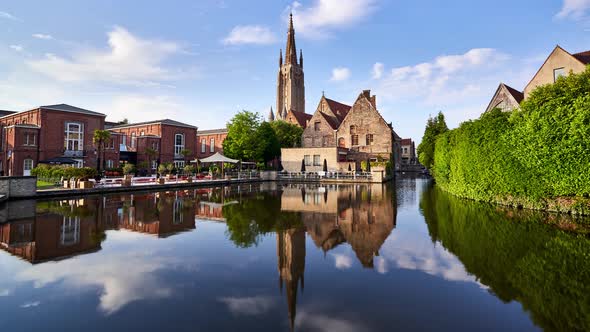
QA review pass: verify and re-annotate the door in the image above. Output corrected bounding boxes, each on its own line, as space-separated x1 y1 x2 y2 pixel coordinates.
23 159 33 176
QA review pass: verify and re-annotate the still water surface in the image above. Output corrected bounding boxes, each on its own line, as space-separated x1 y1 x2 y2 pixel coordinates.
0 178 588 331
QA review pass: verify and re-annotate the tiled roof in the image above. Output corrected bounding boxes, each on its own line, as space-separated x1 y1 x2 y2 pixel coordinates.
503 84 524 103
401 138 413 145
319 112 340 130
289 110 312 128
325 98 351 122
198 128 228 135
573 50 590 64
0 110 16 117
110 119 197 130
40 104 105 117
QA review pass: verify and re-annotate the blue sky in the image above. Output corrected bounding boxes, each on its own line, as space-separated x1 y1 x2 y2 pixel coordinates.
1 0 589 142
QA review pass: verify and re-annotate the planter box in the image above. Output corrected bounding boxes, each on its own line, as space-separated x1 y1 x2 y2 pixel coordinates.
157 178 165 184
63 180 70 189
79 181 94 189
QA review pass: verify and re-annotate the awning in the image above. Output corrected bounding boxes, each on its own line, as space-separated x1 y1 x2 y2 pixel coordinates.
192 152 239 164
39 157 79 165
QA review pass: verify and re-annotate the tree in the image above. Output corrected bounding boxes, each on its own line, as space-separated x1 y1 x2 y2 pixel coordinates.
270 120 303 148
145 147 158 174
223 111 262 161
417 111 448 170
93 129 111 173
255 122 280 164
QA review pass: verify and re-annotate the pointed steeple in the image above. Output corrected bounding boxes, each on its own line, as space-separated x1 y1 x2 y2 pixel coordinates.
285 13 298 65
268 106 275 122
299 49 303 68
279 49 283 67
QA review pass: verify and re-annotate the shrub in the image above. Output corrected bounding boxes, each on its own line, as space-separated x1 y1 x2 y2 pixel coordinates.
122 163 136 175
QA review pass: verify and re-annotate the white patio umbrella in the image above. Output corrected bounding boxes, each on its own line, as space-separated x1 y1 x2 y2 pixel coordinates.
191 152 239 177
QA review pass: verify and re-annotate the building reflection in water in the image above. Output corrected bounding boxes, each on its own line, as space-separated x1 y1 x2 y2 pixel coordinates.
277 183 397 329
0 191 198 264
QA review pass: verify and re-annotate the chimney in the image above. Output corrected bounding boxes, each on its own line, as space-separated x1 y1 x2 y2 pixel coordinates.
371 95 377 109
362 90 371 99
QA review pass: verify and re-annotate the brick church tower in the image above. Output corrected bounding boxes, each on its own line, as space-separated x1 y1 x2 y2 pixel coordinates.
276 13 305 120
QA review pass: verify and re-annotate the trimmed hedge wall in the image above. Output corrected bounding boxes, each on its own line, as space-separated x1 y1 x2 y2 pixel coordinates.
432 67 590 214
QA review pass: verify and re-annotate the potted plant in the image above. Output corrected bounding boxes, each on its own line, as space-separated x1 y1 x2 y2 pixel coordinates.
184 165 195 183
165 162 175 179
122 163 135 186
157 163 167 184
79 167 98 189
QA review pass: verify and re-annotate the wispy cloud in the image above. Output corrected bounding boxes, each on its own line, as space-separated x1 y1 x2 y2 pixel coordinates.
9 45 24 52
20 301 41 308
330 67 351 81
286 0 378 38
27 26 183 85
330 253 353 269
296 311 369 332
32 33 53 40
222 25 277 45
218 296 276 316
372 62 384 79
556 0 590 19
0 11 19 21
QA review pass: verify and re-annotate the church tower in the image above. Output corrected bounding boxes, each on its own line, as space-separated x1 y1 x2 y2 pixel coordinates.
277 13 305 120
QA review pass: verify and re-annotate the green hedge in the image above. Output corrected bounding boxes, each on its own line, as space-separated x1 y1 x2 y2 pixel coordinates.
31 164 97 181
432 67 590 214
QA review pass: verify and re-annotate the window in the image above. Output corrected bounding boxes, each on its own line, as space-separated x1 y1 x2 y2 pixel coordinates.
403 147 408 154
122 135 127 146
201 138 206 153
175 134 185 156
210 138 215 153
313 155 321 166
131 132 136 148
174 160 185 169
304 155 311 166
314 121 321 131
338 137 346 148
24 133 36 146
64 122 83 151
61 216 80 246
23 159 34 176
350 125 357 134
151 160 158 170
366 134 374 146
140 131 145 136
173 199 184 225
151 141 159 151
554 67 566 82
351 134 359 146
106 160 114 169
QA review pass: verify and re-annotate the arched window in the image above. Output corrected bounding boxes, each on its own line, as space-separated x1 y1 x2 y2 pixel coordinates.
174 133 185 156
350 125 357 134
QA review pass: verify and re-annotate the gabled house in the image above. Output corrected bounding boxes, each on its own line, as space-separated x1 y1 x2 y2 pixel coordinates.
484 83 524 113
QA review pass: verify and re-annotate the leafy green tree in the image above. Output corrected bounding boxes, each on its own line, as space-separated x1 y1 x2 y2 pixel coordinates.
145 147 158 174
93 129 111 172
417 111 448 170
223 111 261 161
255 122 281 164
270 120 303 148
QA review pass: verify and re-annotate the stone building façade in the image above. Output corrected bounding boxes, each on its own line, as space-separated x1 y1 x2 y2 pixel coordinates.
485 45 590 113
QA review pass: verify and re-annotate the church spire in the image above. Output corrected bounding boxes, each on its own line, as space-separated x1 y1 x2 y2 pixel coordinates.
299 49 303 68
279 49 283 67
285 13 298 65
268 106 275 122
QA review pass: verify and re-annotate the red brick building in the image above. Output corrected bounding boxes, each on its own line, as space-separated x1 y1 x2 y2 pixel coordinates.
108 119 198 173
196 128 227 159
0 104 106 176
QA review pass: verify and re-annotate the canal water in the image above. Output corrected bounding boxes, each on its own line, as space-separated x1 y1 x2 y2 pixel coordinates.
0 177 588 331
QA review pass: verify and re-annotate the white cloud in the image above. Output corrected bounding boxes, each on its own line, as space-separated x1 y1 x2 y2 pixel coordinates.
286 0 377 38
557 0 590 19
218 296 276 315
330 253 353 269
20 301 40 308
16 251 175 315
0 11 19 21
222 25 277 45
9 45 24 52
102 95 184 123
372 62 384 79
330 67 351 81
27 26 182 85
32 33 53 40
296 311 369 332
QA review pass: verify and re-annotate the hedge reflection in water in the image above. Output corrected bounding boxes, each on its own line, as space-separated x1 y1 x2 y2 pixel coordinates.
420 183 590 332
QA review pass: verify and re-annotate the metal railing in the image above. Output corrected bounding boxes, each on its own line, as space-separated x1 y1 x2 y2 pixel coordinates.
278 171 373 181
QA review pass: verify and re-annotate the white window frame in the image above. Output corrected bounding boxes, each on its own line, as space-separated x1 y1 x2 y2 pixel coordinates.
554 67 566 82
210 138 215 153
24 133 36 146
106 159 114 169
23 159 34 175
65 122 84 152
174 160 185 169
201 138 206 153
313 155 321 166
304 155 311 166
61 216 80 246
151 160 158 170
175 133 185 156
